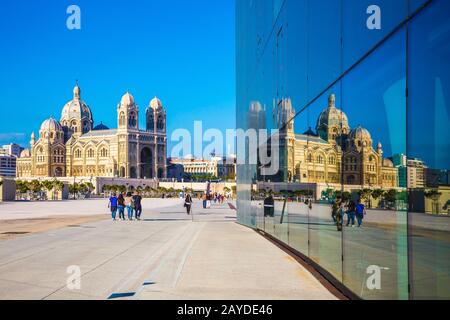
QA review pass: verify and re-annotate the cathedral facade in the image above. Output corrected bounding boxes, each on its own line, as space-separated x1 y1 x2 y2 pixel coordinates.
278 94 398 189
16 84 167 180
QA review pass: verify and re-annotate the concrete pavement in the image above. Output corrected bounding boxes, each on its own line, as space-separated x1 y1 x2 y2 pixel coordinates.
0 199 337 300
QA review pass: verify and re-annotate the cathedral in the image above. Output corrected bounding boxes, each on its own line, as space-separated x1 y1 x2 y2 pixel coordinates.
278 94 398 189
16 84 167 180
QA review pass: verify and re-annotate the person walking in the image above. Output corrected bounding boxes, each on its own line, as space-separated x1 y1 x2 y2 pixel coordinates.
108 193 118 221
117 193 125 221
202 193 207 209
336 201 344 231
331 197 341 223
264 192 275 217
133 192 143 220
125 192 134 221
184 193 193 215
346 199 356 227
356 199 366 227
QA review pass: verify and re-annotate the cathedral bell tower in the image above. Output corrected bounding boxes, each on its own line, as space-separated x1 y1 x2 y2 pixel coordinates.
117 92 139 131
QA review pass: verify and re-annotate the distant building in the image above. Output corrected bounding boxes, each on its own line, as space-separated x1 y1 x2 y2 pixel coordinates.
216 155 237 180
425 168 450 187
170 155 237 180
0 154 17 177
392 154 407 188
0 143 24 157
167 158 185 181
407 158 426 188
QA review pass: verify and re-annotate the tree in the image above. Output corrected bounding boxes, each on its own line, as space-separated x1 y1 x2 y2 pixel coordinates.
29 180 42 193
372 189 384 201
425 189 442 214
41 180 54 193
384 189 398 204
16 180 30 194
69 183 79 198
52 180 64 192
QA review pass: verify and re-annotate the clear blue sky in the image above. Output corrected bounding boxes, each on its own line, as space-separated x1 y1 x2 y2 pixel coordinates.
0 0 236 156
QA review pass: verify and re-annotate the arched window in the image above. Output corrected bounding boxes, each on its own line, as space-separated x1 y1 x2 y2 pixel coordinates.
329 156 336 165
317 155 323 164
157 115 164 130
100 148 108 157
307 153 313 163
87 149 95 158
119 112 126 126
74 149 82 158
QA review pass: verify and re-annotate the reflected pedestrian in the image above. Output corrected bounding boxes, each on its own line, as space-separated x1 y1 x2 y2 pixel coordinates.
331 197 341 223
264 192 275 217
346 199 356 227
356 199 366 227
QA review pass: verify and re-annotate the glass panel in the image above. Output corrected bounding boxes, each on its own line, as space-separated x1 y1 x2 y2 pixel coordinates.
343 0 408 69
408 0 450 300
307 84 344 282
307 0 342 101
341 28 408 300
409 0 429 13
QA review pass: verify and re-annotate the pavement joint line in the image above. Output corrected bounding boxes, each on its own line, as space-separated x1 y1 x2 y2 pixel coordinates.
133 221 207 299
40 223 173 300
171 221 206 288
128 222 205 299
105 222 193 297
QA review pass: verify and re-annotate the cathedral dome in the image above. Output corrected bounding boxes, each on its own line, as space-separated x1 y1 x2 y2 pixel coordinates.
93 122 109 131
349 126 372 141
20 149 31 158
60 84 93 125
121 92 135 107
316 94 349 129
150 96 162 109
383 158 394 167
40 117 63 133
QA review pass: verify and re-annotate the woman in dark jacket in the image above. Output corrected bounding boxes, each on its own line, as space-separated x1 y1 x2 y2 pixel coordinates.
185 194 193 215
117 193 125 220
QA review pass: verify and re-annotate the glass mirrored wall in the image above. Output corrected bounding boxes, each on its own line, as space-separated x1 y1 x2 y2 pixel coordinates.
236 0 450 300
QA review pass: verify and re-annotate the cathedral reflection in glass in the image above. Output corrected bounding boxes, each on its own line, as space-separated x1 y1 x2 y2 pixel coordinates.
236 0 450 300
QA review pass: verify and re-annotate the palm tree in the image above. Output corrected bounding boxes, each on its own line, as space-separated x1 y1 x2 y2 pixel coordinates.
425 189 442 214
371 189 385 208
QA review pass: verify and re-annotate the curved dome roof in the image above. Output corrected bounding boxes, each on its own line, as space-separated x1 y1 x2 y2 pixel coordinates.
316 94 349 129
40 117 63 133
149 96 162 109
61 85 93 122
121 92 135 107
383 158 394 168
20 149 31 158
93 122 109 131
349 126 372 141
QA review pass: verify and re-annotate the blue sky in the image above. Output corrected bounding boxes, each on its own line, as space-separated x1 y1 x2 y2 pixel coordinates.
0 0 235 156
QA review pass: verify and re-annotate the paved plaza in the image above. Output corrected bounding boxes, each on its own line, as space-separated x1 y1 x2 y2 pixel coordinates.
0 199 337 300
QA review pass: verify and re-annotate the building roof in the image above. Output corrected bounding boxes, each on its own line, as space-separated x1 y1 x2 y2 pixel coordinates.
80 129 117 138
93 122 110 131
295 134 328 144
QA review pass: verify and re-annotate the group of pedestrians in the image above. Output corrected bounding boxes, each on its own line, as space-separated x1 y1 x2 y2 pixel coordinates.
331 197 366 230
108 192 143 221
